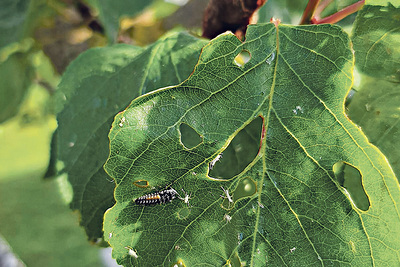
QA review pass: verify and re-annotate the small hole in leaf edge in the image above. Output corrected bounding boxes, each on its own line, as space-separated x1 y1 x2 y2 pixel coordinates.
234 49 251 67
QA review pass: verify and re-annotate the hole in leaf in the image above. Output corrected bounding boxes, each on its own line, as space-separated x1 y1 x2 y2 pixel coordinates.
233 49 251 67
209 117 263 179
179 123 203 149
133 180 149 188
333 161 370 211
225 252 242 267
221 177 257 210
172 259 186 267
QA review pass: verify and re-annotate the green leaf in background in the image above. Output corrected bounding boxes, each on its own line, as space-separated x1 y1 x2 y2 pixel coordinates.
0 0 56 49
366 0 400 6
348 3 400 182
55 32 207 240
258 0 308 24
0 173 101 267
0 0 31 49
347 79 400 182
93 0 155 42
352 3 400 82
0 39 35 123
104 23 400 266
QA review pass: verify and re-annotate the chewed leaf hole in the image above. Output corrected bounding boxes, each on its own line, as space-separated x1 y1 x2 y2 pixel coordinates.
172 259 186 267
233 49 251 67
179 123 202 149
209 116 263 179
133 180 149 188
333 161 370 211
221 177 257 210
226 252 242 267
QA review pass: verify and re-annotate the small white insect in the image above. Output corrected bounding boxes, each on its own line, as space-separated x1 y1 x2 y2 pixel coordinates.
220 186 233 203
119 117 126 127
125 246 138 258
108 232 112 239
209 153 223 170
177 189 192 207
223 214 232 223
257 201 264 208
290 247 296 253
296 106 303 113
293 106 303 115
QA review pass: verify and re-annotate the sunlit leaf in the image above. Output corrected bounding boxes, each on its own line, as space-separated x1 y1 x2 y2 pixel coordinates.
347 79 400 182
348 3 400 182
104 23 400 266
55 32 207 240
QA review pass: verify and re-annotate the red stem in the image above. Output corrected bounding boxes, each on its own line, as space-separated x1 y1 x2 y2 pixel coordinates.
313 0 334 20
312 0 365 24
300 0 321 25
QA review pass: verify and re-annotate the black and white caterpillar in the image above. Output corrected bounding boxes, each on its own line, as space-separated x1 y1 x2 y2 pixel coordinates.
134 187 178 206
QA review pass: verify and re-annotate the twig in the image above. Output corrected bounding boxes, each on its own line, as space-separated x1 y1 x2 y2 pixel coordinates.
300 0 321 25
313 0 334 20
312 0 365 24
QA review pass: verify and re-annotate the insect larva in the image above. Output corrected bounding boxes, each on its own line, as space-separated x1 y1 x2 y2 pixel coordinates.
209 153 223 170
135 187 177 206
220 186 233 203
125 246 138 258
177 189 192 207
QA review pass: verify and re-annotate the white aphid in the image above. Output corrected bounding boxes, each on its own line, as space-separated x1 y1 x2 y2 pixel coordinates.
209 153 223 170
223 214 232 223
177 189 192 207
220 186 233 203
125 246 138 258
119 117 126 127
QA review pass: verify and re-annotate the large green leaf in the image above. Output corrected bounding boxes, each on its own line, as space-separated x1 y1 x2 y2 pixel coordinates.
348 3 400 182
347 79 400 182
104 23 400 266
352 3 400 82
55 32 207 240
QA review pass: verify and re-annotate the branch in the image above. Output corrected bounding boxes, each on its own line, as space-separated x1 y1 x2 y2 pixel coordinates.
299 0 321 25
312 0 365 24
313 0 334 20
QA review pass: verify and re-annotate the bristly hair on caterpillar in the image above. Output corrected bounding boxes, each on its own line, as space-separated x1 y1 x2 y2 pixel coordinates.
134 187 178 206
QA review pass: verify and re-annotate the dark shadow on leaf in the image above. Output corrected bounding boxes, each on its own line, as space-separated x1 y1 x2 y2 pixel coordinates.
179 123 203 149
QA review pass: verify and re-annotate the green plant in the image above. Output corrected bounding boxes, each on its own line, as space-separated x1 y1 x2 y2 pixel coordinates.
1 0 399 266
